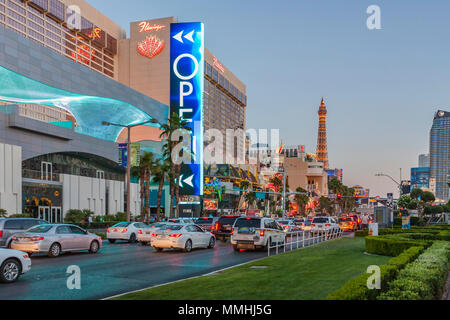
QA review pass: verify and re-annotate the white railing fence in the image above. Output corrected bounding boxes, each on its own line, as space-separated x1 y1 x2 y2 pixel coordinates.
268 228 344 256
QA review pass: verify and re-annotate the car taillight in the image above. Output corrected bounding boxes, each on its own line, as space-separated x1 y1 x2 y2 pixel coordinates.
325 224 331 227
215 223 219 231
0 230 2 238
284 226 289 229
107 228 110 233
256 229 265 237
169 233 182 238
121 228 128 233
138 230 143 234
311 224 316 227
31 236 44 241
151 233 158 237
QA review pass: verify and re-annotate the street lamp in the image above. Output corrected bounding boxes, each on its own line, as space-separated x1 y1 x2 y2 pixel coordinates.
375 172 402 199
102 118 161 222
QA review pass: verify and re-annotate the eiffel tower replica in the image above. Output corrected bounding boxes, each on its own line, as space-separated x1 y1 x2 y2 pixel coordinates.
316 98 329 169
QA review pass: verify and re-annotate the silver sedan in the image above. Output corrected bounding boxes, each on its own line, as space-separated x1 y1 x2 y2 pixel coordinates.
11 224 102 258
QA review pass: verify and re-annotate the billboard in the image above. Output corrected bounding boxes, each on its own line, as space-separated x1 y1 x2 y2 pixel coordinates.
170 22 204 195
410 167 430 190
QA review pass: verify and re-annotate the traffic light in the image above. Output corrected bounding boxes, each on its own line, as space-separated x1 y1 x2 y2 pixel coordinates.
337 193 342 199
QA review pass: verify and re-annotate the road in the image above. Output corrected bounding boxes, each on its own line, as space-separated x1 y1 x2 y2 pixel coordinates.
0 232 342 300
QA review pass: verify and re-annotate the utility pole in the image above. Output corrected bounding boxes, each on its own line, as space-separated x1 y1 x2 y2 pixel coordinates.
282 171 286 219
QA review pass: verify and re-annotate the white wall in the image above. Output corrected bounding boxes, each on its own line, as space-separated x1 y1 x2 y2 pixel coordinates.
60 174 106 216
0 142 22 215
129 182 141 218
106 180 124 215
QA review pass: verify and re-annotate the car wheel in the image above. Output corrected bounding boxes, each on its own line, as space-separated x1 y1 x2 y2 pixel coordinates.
0 259 21 283
48 243 61 258
108 239 116 244
208 237 216 249
89 240 100 254
183 239 192 253
129 233 137 243
154 247 163 252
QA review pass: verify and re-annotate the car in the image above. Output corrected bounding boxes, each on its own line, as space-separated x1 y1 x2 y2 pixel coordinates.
10 224 102 258
212 215 242 242
107 222 147 243
230 217 286 251
277 219 300 233
167 218 195 224
310 217 339 234
0 218 48 248
338 217 357 232
195 217 219 232
151 224 216 253
137 222 170 246
348 214 362 230
0 248 31 283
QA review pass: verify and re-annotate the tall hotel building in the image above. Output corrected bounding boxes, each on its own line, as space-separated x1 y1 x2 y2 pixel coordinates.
429 110 450 202
0 1 246 219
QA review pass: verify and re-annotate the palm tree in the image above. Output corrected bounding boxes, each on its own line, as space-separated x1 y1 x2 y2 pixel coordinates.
160 112 192 218
295 187 309 216
238 180 251 210
245 192 257 209
134 152 157 222
152 159 170 220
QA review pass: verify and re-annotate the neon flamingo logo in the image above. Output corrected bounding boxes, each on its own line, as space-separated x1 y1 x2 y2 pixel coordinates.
137 36 165 59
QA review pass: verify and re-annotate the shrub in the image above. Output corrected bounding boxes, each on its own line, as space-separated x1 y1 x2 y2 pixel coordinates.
378 241 450 300
326 246 424 300
9 213 32 218
64 209 85 223
95 232 106 239
115 212 127 221
0 209 7 218
365 236 430 256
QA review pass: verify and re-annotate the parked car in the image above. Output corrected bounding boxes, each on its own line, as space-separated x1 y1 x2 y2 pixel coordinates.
137 222 170 246
151 224 216 253
10 224 102 257
212 215 242 242
0 248 31 283
310 217 339 234
230 217 285 251
0 218 48 248
195 217 219 232
338 217 357 232
107 222 147 243
277 219 300 233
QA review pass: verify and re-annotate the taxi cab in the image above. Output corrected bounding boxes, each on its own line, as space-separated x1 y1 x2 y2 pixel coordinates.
230 217 286 251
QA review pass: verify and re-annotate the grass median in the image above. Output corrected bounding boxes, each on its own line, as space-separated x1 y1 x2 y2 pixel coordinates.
112 237 390 300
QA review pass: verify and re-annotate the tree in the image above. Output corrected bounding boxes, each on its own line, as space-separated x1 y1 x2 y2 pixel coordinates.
397 195 411 209
134 152 157 221
318 196 333 215
295 187 309 215
160 112 192 218
421 191 435 203
152 159 170 220
410 188 424 201
245 192 257 209
238 180 251 209
0 209 7 218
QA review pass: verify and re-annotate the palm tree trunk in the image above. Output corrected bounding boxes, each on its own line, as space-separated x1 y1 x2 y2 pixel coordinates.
140 168 145 220
156 176 164 220
174 164 181 217
144 169 151 222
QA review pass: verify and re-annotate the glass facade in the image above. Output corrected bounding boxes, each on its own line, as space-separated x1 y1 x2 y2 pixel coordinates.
429 110 450 201
204 61 246 157
0 0 118 79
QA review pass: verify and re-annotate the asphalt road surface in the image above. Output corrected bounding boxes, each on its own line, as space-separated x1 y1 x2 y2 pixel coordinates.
0 233 343 300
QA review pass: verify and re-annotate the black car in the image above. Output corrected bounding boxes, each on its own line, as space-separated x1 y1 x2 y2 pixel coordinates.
195 217 218 232
212 215 242 242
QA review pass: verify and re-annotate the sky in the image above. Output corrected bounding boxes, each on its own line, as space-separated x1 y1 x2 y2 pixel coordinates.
88 0 450 198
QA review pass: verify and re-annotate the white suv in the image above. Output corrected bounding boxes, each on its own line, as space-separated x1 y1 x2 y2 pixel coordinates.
231 217 286 251
310 217 339 234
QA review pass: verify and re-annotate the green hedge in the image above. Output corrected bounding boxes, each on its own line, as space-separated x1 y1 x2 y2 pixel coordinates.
394 217 426 227
365 236 431 256
355 227 442 237
326 246 424 300
378 241 450 300
401 232 450 242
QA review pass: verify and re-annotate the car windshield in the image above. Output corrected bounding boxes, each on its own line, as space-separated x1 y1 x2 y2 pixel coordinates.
27 225 53 233
150 223 167 228
113 222 130 228
195 218 213 225
162 225 183 231
234 218 261 228
313 218 329 224
219 217 238 225
278 220 290 224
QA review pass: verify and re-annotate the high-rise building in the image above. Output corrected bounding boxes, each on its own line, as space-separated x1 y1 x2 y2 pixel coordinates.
316 98 329 169
429 110 450 202
419 154 430 167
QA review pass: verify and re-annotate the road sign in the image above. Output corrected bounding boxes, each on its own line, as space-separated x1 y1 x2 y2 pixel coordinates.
170 22 204 196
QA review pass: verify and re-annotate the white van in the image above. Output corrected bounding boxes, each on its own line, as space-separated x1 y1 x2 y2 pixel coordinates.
230 217 286 251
